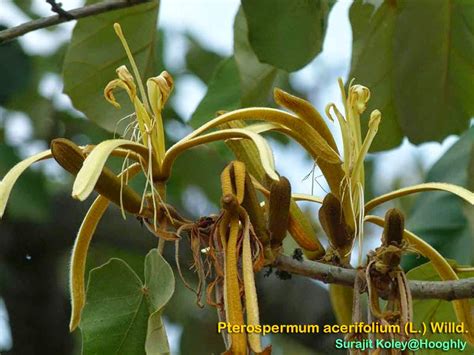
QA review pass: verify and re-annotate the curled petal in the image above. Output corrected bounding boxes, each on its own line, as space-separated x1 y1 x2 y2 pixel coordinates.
0 149 52 218
163 128 279 182
365 182 474 213
69 195 110 331
69 163 142 331
224 215 247 353
104 78 136 108
72 139 150 201
274 88 338 151
116 65 135 90
242 212 263 353
184 107 342 165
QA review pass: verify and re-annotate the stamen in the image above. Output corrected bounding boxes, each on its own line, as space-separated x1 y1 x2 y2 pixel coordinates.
114 113 136 139
113 23 151 113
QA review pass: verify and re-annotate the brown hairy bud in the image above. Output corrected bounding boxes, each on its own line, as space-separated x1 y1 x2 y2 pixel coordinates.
375 208 405 271
382 208 404 247
318 193 352 256
268 176 291 248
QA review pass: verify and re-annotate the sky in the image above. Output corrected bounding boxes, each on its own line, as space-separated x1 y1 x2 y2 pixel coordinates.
0 0 459 351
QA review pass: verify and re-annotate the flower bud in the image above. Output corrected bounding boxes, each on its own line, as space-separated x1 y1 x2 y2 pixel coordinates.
349 84 370 114
147 71 174 116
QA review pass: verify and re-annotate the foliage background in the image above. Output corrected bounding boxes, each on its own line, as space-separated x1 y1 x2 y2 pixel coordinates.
0 0 472 354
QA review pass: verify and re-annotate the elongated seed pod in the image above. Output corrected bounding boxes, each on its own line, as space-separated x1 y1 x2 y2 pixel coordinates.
51 138 144 215
268 177 291 248
318 193 352 259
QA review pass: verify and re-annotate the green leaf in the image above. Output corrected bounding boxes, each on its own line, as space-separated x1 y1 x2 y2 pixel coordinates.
406 260 474 354
185 35 223 84
348 0 403 151
405 127 474 268
144 250 174 355
189 57 241 128
80 259 148 354
393 0 473 144
80 249 174 355
241 0 334 72
349 0 474 151
234 8 278 106
63 0 159 133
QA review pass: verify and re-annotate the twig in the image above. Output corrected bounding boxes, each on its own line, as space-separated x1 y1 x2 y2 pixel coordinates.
46 0 75 20
0 0 151 44
274 255 474 301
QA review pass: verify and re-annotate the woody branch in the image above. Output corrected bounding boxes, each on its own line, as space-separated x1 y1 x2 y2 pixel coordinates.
275 255 474 301
0 0 152 44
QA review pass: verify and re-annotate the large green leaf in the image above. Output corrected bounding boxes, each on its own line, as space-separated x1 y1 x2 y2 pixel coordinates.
185 35 223 84
348 0 403 151
63 0 159 133
406 127 474 268
406 260 474 354
234 8 278 106
189 57 241 128
80 249 174 355
241 0 334 72
393 0 473 144
349 0 474 151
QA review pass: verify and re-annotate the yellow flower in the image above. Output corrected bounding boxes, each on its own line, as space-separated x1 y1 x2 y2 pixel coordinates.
0 22 281 332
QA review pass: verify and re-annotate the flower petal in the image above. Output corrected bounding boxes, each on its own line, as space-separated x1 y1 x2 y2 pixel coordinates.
163 128 279 181
185 107 342 164
242 213 263 353
291 193 324 204
274 88 338 152
72 139 149 201
0 149 52 218
104 78 135 108
365 182 474 213
69 194 109 331
69 162 142 331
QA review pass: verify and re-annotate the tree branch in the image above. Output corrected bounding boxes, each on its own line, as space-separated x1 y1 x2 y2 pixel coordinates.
274 255 474 301
0 0 151 44
46 0 75 20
